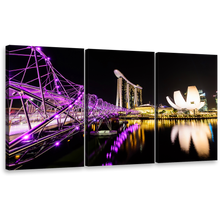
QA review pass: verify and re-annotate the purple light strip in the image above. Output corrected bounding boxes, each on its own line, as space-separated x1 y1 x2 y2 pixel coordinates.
102 124 140 166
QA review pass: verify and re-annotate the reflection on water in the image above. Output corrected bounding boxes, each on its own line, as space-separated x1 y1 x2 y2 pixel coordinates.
171 123 211 158
103 124 140 166
102 119 219 166
88 118 217 164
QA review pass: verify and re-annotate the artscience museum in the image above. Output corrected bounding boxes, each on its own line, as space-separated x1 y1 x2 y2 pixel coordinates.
166 86 205 111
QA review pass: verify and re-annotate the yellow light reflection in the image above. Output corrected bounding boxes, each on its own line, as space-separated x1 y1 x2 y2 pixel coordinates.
134 131 137 148
138 128 141 139
141 127 145 146
117 119 216 157
130 134 133 149
125 137 129 151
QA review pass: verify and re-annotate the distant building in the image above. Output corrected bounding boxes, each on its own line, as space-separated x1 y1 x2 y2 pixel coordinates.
135 104 154 114
213 91 217 109
184 89 208 111
157 104 173 114
135 103 174 115
198 90 208 111
115 69 142 109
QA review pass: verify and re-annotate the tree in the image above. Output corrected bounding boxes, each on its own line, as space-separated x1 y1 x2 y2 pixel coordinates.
172 109 178 114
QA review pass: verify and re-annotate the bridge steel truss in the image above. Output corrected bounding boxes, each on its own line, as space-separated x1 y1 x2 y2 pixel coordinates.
6 46 139 169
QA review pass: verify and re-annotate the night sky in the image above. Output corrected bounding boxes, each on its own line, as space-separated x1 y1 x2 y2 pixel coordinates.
6 44 218 109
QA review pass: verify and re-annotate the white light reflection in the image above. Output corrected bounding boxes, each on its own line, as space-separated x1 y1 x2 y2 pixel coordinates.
171 122 212 158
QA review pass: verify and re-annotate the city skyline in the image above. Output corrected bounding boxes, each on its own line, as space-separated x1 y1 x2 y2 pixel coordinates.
5 44 218 109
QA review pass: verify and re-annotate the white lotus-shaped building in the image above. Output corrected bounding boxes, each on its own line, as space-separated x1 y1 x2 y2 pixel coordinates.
166 86 205 110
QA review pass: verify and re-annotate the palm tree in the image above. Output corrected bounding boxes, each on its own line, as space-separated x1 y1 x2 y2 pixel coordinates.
172 109 177 114
160 110 166 114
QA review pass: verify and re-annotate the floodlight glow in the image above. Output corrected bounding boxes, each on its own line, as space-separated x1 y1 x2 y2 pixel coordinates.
55 142 60 146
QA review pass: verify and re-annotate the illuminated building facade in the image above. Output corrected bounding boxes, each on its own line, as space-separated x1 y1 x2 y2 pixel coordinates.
134 104 174 114
198 90 208 111
166 86 205 111
213 91 218 109
114 69 142 109
135 104 154 114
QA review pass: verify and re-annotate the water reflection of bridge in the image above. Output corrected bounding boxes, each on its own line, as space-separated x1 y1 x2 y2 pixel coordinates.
103 119 219 166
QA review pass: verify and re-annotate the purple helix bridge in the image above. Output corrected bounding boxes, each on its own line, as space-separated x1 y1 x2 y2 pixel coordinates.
6 46 139 168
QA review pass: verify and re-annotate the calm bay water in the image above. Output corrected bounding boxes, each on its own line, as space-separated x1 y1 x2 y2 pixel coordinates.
14 119 219 171
90 119 219 166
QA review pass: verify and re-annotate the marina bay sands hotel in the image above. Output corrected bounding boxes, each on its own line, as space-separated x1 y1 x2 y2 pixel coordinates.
114 69 143 109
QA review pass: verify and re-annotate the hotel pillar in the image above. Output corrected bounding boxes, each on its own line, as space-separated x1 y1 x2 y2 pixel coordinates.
116 77 122 107
134 87 138 107
126 83 130 109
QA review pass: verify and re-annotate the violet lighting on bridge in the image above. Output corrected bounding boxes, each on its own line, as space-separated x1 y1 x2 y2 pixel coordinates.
6 45 142 169
23 135 30 140
55 142 60 146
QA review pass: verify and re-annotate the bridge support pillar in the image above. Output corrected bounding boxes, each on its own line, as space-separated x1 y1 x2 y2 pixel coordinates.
134 87 138 107
126 83 130 109
20 92 32 130
33 47 47 118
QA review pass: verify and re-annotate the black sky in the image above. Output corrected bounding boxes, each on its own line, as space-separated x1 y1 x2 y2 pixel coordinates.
158 51 218 108
5 43 218 108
